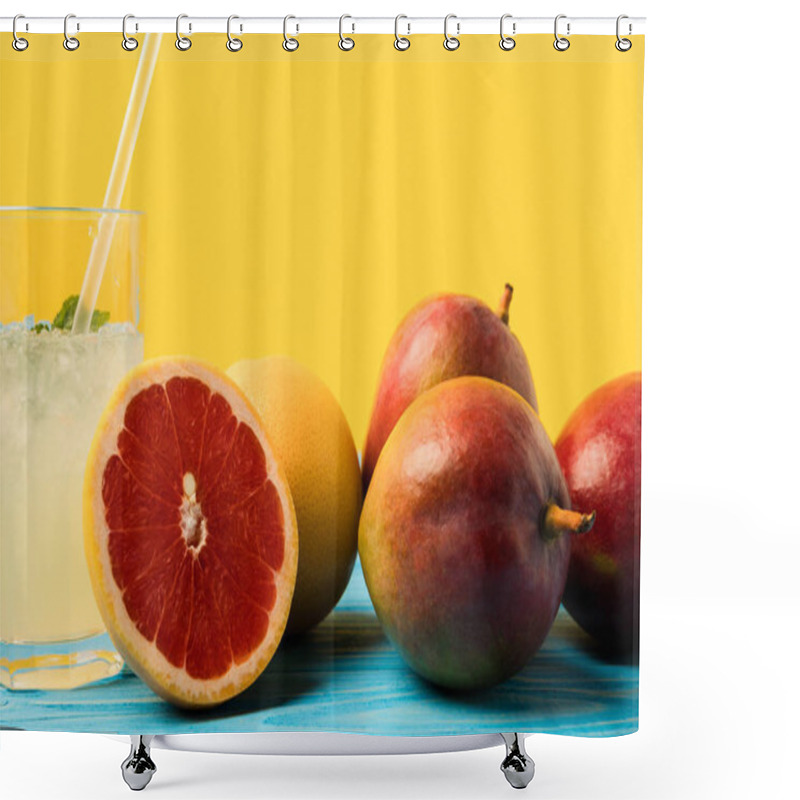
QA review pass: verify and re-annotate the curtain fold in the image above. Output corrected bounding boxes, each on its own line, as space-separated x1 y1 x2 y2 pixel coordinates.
1 31 643 738
1 33 643 442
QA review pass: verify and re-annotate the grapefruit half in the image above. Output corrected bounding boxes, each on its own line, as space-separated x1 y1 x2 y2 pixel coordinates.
84 357 298 708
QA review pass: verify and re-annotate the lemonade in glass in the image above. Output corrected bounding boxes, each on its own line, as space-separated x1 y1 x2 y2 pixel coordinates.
0 207 144 689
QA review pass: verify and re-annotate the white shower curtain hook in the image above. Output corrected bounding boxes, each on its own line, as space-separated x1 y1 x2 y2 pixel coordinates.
615 15 632 51
11 14 29 51
122 14 138 51
226 15 243 52
394 14 410 51
339 15 355 51
443 14 460 51
553 14 570 51
499 14 516 51
175 14 192 51
63 13 80 51
283 15 299 51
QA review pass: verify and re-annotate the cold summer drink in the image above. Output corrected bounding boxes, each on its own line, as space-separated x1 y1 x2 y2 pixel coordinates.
0 208 144 689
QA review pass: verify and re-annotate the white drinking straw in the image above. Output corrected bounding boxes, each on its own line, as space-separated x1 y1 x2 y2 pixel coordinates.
71 33 162 334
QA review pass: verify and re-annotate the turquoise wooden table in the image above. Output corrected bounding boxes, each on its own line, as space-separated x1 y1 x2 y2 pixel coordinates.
0 560 638 737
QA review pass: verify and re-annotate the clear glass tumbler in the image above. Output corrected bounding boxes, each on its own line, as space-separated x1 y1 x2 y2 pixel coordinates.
0 207 144 689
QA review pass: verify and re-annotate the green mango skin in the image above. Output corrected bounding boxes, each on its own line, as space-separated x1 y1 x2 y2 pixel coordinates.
359 377 571 691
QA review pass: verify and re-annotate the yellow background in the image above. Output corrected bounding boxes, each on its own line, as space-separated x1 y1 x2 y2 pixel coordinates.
0 34 643 445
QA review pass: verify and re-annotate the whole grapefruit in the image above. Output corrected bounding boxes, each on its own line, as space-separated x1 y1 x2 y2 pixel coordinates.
228 356 362 635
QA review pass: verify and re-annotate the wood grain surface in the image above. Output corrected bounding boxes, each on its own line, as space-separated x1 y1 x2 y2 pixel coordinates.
0 562 638 737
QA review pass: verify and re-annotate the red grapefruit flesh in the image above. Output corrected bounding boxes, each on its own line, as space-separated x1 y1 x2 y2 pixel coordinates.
84 357 298 708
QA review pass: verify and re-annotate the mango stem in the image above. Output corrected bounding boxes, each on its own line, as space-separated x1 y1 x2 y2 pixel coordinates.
542 504 596 540
497 283 513 325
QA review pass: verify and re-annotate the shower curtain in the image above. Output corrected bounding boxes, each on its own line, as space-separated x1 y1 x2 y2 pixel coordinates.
0 31 643 737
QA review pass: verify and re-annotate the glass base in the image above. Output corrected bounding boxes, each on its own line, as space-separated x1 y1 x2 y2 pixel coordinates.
0 632 124 690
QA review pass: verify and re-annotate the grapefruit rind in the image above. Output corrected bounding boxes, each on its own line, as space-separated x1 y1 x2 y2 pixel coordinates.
83 356 298 709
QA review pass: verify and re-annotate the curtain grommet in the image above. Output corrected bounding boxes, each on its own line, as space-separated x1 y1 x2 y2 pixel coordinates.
443 14 460 51
394 15 411 51
175 14 192 51
339 15 355 51
615 15 632 51
63 13 80 51
122 14 138 51
12 14 29 51
226 15 243 52
283 15 299 52
553 14 570 52
499 14 516 51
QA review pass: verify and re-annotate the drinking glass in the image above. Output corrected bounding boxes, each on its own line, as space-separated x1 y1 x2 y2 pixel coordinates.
0 207 144 689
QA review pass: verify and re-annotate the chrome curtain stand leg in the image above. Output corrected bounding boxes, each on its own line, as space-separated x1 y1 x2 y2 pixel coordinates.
121 735 156 791
500 733 535 789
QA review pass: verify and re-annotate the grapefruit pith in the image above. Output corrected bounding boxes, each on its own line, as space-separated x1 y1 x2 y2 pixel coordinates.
84 357 298 708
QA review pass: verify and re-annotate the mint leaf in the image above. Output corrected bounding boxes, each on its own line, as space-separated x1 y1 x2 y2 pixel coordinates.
51 295 110 332
52 295 79 330
90 309 110 331
33 321 50 333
